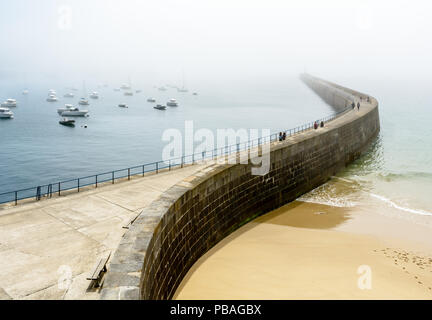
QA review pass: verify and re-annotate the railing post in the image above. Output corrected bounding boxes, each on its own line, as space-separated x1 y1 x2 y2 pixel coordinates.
95 175 98 188
128 168 130 180
112 172 114 184
36 186 41 201
156 162 159 174
58 182 61 196
143 165 145 177
77 179 80 192
192 154 194 164
169 160 171 171
15 191 17 206
181 156 184 168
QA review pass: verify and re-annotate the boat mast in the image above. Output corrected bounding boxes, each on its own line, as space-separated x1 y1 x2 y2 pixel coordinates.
82 81 87 97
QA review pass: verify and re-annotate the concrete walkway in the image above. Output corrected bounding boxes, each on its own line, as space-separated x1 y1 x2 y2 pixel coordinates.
0 164 205 300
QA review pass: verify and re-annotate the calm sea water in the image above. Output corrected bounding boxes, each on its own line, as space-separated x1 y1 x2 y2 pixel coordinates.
0 76 333 201
1 75 431 218
299 76 432 218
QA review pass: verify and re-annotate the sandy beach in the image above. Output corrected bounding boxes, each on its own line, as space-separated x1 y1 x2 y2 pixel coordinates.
174 200 432 300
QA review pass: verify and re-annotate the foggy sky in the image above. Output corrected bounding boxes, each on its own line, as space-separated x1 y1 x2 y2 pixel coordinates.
1 0 431 85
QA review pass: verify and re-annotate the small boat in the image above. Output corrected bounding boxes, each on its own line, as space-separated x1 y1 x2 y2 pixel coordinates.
113 88 121 92
78 98 89 105
124 91 133 96
48 89 56 94
1 99 17 107
22 90 29 95
192 92 198 96
46 95 58 102
154 105 166 110
136 90 142 93
89 91 99 99
0 107 14 119
59 118 75 127
158 87 167 91
177 87 188 93
147 97 156 103
118 104 128 108
60 106 89 117
166 98 178 107
120 83 131 90
64 93 74 98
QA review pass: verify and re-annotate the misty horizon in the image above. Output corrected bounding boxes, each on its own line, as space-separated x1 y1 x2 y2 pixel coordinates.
1 0 431 86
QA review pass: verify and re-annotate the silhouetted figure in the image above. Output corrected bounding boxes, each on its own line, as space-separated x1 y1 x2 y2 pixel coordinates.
352 102 355 109
314 121 318 130
357 102 360 110
279 132 283 141
283 132 287 140
320 121 324 128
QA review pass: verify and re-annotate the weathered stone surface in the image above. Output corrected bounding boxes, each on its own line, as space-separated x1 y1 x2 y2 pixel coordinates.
102 271 140 288
119 286 140 300
100 75 380 300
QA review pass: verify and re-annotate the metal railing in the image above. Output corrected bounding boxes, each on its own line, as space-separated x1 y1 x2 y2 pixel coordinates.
0 107 351 205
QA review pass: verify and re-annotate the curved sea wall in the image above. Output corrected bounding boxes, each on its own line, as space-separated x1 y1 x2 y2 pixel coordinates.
100 75 380 300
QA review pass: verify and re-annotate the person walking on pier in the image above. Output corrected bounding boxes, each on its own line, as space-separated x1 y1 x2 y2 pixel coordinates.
357 102 360 110
279 132 283 142
352 102 355 109
314 121 318 130
282 132 287 140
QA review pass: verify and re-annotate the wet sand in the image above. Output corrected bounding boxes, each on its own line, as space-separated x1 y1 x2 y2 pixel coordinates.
174 201 432 299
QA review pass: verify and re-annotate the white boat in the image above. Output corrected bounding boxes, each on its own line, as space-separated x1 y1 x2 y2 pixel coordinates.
64 93 74 98
78 98 89 106
60 106 89 117
124 91 133 96
166 98 178 107
46 95 58 102
120 83 131 90
57 104 75 114
158 87 167 91
118 104 128 108
147 97 156 103
48 89 57 95
1 99 17 107
89 91 99 99
0 107 14 119
22 90 29 95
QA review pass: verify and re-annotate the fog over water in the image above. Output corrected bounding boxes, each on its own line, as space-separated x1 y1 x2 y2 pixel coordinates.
0 0 431 215
1 0 431 83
